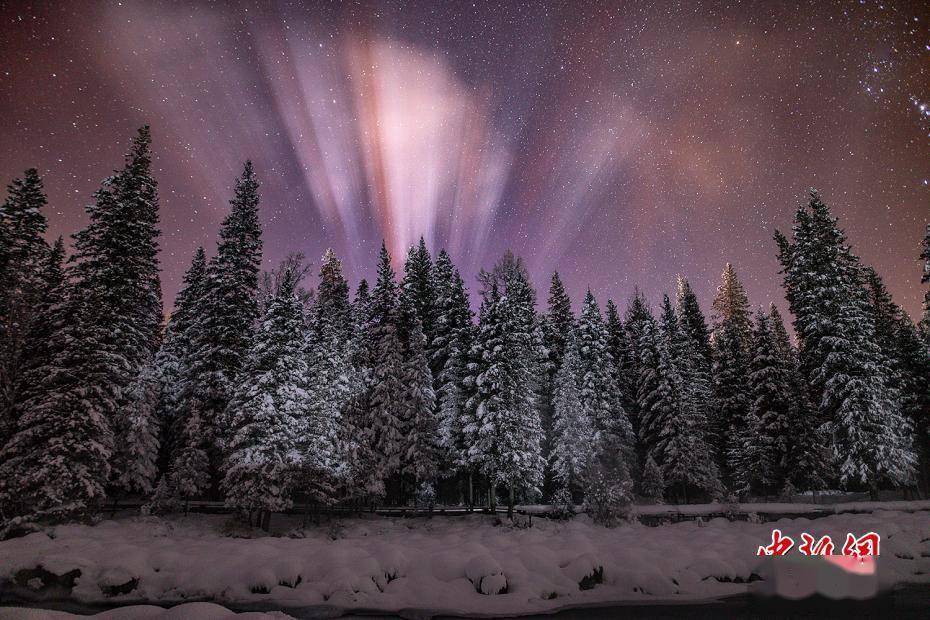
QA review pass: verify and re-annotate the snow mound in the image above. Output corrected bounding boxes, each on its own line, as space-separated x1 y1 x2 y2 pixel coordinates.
0 510 927 616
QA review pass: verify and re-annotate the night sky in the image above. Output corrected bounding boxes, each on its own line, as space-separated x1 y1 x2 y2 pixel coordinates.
2 1 928 319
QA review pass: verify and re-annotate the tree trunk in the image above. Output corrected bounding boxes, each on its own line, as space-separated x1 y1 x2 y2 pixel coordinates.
468 472 474 512
261 510 271 532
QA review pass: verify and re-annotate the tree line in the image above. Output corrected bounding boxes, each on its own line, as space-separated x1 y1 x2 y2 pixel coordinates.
0 127 928 534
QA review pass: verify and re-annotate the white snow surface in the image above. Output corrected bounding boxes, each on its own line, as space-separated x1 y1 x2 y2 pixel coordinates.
1 510 928 616
0 602 293 619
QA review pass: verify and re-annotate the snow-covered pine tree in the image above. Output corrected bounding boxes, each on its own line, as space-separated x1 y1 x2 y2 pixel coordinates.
469 256 545 517
158 247 207 474
65 128 164 492
171 411 210 504
639 297 718 502
406 237 437 355
768 304 828 493
709 263 753 488
313 249 353 345
223 268 307 527
640 454 665 503
430 251 474 481
0 247 113 530
623 289 654 448
746 309 792 495
577 289 634 480
540 272 575 497
302 249 355 506
400 315 439 491
550 334 595 498
0 169 50 446
368 242 406 499
919 224 930 344
111 358 161 496
185 161 262 484
674 277 715 471
775 191 916 493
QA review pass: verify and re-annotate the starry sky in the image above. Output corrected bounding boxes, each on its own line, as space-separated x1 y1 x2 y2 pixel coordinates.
1 0 928 319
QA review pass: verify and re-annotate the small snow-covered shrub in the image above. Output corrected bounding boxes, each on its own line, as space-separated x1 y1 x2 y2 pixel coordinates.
583 461 632 527
551 487 576 520
144 477 182 515
416 482 436 510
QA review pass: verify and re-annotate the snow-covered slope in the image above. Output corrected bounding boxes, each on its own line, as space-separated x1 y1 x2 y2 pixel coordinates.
1 510 927 617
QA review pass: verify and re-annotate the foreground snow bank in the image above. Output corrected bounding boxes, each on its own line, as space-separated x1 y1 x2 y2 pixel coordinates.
1 510 927 616
0 602 293 619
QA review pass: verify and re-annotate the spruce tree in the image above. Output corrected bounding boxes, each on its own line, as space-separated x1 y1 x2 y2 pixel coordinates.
919 224 930 344
775 191 916 492
641 454 666 503
0 250 113 529
186 161 263 482
368 242 406 497
540 272 575 498
112 359 161 496
746 309 792 495
0 168 50 445
623 290 654 445
223 269 306 525
769 304 828 492
550 334 595 498
710 263 753 488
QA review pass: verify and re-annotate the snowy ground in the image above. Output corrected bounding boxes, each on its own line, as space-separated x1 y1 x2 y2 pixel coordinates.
1 509 928 618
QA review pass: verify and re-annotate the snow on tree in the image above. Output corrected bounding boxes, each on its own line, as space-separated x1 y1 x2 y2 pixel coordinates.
400 316 440 488
0 260 113 530
768 304 829 493
171 411 210 502
0 168 50 447
367 242 407 496
709 263 753 488
550 334 595 497
640 454 665 503
468 256 545 517
431 251 475 484
920 224 930 345
746 308 792 495
623 289 653 448
184 161 262 483
576 289 634 480
222 269 307 525
111 358 162 496
638 297 719 502
775 191 916 492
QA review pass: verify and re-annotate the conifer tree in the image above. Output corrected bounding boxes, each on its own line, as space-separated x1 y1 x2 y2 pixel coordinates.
769 304 828 492
368 242 406 496
624 290 654 444
710 263 753 487
468 257 545 517
746 309 792 495
540 271 575 493
919 224 930 344
0 169 50 445
641 454 665 503
223 269 306 526
550 335 595 497
185 161 262 481
401 317 439 488
775 191 916 492
112 359 161 496
0 250 113 529
577 289 634 477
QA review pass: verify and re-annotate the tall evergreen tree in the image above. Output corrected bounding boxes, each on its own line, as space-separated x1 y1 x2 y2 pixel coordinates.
775 191 916 492
623 290 653 447
0 169 50 446
468 256 545 517
710 263 753 489
367 242 406 496
223 269 306 526
185 161 262 483
0 246 113 530
769 304 828 492
919 224 930 344
540 272 575 494
550 334 595 498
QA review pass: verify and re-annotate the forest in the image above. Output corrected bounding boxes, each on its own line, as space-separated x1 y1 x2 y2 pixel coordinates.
1 126 928 537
